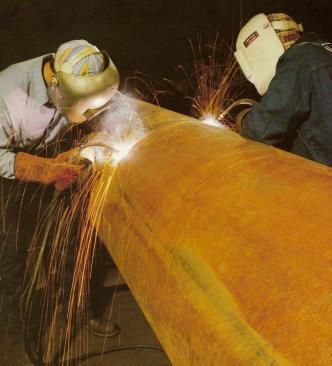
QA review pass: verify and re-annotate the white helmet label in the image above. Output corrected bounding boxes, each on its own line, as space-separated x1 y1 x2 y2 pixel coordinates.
244 31 259 48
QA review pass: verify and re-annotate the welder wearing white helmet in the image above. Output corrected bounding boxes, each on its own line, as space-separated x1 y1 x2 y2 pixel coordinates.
234 13 332 167
0 40 120 365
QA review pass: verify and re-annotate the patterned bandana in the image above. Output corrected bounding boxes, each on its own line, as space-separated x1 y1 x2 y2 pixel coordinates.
55 40 104 76
267 13 303 50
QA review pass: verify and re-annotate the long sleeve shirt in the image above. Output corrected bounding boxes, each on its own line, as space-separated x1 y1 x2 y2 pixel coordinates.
0 55 71 179
241 34 332 167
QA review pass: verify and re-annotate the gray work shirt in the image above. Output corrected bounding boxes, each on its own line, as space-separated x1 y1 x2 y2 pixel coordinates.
0 55 70 179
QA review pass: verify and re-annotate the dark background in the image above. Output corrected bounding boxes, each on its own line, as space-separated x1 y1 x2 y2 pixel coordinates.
0 0 331 110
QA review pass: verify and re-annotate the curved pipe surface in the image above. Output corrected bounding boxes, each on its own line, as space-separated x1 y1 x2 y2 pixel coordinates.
92 100 332 365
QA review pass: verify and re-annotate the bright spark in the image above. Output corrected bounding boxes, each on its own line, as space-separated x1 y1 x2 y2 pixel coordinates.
201 115 224 128
80 141 137 165
80 146 111 164
111 140 136 165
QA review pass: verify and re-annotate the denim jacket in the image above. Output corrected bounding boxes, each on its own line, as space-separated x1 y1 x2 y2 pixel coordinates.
241 33 332 167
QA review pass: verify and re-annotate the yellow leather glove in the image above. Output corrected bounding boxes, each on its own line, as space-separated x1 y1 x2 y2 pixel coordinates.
15 150 85 191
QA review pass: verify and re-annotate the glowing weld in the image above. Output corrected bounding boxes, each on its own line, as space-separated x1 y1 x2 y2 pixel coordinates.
79 94 146 166
111 141 136 165
80 140 138 165
201 115 224 128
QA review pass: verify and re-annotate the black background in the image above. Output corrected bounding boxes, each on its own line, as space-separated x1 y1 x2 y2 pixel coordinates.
0 0 331 110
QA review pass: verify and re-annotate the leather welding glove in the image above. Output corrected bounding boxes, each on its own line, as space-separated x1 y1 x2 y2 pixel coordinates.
15 151 85 191
54 148 82 164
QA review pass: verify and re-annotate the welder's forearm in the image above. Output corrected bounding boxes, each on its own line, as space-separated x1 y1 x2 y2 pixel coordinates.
239 106 283 146
14 151 85 191
14 152 53 183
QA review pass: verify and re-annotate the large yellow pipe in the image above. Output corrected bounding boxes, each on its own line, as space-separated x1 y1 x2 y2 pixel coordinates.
92 100 332 365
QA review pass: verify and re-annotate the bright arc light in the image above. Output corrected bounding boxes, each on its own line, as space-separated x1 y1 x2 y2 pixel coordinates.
201 115 224 128
111 141 136 165
79 140 137 165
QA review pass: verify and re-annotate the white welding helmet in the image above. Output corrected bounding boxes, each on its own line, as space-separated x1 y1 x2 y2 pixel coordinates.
48 40 120 123
234 13 303 95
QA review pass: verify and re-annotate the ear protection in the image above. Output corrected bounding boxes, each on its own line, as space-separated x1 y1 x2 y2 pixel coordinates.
50 75 58 87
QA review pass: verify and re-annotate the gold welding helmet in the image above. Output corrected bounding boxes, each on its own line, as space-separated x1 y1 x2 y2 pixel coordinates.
48 40 120 123
234 13 303 95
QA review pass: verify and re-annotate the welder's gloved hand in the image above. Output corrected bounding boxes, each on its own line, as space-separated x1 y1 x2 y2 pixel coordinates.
15 152 85 191
54 147 82 164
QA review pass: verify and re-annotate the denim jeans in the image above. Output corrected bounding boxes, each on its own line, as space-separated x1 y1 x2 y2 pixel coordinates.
0 178 77 340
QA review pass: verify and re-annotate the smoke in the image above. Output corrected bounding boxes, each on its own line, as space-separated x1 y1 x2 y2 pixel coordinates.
98 92 146 142
80 92 146 165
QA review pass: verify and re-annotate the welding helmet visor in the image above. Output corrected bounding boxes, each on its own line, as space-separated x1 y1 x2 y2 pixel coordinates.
48 50 119 123
234 13 286 95
234 13 303 95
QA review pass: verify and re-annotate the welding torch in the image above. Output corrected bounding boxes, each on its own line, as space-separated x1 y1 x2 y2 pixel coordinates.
51 141 115 193
218 98 257 131
78 142 117 165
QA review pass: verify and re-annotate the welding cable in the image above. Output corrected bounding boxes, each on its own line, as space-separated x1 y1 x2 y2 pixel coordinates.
24 289 167 366
79 142 115 151
23 273 168 365
22 194 168 366
218 98 257 120
24 287 168 366
52 344 167 366
25 306 167 366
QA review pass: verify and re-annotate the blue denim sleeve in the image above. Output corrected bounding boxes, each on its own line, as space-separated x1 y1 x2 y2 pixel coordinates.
241 48 311 145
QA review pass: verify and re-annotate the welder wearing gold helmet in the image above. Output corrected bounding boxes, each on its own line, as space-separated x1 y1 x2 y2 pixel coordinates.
14 39 119 189
0 40 120 365
47 40 119 123
234 13 332 167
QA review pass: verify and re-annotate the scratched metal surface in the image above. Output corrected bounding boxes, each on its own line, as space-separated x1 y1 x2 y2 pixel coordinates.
92 101 332 365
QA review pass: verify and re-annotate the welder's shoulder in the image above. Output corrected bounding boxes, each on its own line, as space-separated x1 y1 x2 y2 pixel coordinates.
288 41 332 70
0 55 44 97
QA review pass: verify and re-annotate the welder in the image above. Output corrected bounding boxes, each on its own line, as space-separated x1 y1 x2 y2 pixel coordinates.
234 13 332 167
0 40 120 365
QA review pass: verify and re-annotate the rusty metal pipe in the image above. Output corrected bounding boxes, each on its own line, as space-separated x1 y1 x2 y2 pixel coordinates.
92 100 332 365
